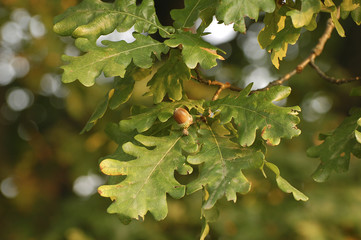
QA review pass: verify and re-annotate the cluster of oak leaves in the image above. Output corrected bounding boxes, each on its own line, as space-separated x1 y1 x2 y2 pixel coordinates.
53 0 361 238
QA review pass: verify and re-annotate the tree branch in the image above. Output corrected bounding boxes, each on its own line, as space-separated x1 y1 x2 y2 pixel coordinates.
191 8 359 96
309 60 361 84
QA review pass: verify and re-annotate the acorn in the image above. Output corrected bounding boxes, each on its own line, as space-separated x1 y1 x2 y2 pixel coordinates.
173 108 193 129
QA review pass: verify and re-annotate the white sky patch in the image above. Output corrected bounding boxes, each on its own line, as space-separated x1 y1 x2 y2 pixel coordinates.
202 17 237 45
97 27 136 47
29 16 46 38
0 62 15 85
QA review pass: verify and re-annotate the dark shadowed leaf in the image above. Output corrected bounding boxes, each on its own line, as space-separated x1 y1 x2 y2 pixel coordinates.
308 108 361 182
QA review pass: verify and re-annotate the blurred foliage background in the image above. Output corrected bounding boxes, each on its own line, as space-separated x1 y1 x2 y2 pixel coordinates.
1 0 361 239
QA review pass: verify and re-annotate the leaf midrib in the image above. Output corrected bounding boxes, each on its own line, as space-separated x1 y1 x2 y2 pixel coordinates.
132 135 182 201
73 42 164 71
182 0 201 28
75 9 172 35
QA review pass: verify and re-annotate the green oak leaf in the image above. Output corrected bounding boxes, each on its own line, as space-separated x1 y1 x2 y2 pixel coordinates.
200 188 219 240
61 34 168 86
170 0 217 29
351 5 361 24
197 6 216 34
286 0 321 28
98 131 198 220
350 86 361 96
264 161 308 201
215 0 275 33
103 123 137 203
147 49 190 103
341 0 361 25
209 84 301 146
187 122 265 209
53 0 174 40
81 73 135 133
323 0 345 37
164 31 225 69
258 9 286 50
307 108 361 182
259 16 301 68
119 99 204 133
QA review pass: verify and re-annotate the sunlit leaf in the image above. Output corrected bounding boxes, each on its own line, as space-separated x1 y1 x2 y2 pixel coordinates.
323 0 345 37
259 13 301 68
341 0 361 25
264 161 308 201
286 0 321 28
98 131 198 220
258 10 286 49
61 34 168 86
53 0 174 40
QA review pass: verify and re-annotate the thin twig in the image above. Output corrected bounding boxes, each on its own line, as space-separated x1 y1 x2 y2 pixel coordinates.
192 68 237 100
209 81 231 100
309 60 361 84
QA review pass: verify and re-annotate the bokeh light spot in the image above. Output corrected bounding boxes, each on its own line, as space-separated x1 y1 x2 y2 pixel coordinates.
11 8 31 30
11 56 30 78
0 62 15 85
29 16 46 38
302 92 333 122
1 21 24 46
1 177 18 198
6 88 34 111
73 173 105 197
